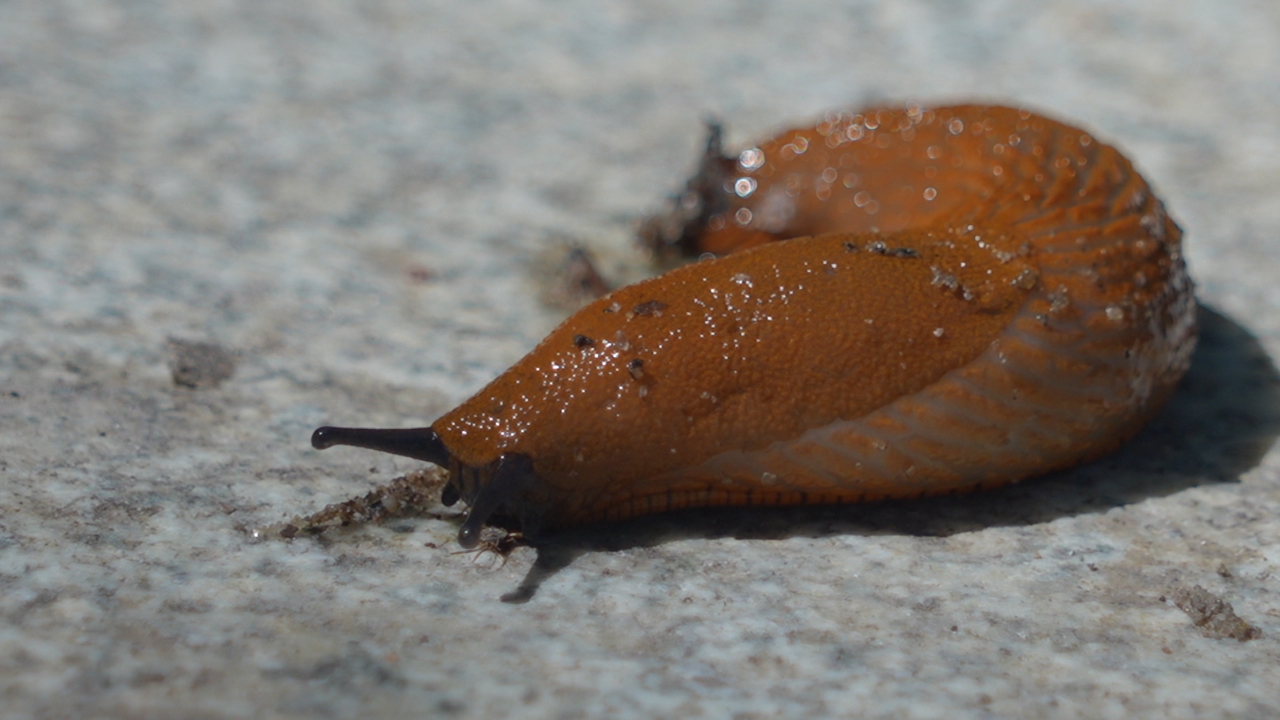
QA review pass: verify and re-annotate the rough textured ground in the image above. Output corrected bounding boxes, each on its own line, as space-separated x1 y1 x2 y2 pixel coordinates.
3 1 1279 718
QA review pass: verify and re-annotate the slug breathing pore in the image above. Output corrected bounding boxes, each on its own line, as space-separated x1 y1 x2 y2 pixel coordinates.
310 104 1196 549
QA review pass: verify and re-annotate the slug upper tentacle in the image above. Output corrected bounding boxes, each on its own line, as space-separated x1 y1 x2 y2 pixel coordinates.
311 104 1195 546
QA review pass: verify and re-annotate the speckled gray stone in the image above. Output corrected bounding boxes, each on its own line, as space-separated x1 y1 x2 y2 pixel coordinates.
2 1 1279 718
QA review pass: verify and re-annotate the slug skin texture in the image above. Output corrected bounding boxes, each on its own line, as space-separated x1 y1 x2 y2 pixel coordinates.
314 105 1196 546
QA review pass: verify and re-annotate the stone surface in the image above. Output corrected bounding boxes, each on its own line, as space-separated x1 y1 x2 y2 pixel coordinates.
2 1 1279 718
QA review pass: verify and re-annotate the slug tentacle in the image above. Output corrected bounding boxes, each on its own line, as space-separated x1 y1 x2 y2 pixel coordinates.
311 426 450 466
456 453 539 549
312 104 1196 544
310 427 544 545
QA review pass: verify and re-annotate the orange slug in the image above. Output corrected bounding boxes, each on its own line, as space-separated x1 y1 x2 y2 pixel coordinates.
312 104 1196 548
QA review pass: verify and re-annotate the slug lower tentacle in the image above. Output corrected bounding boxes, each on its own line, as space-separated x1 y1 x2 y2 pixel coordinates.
312 104 1196 546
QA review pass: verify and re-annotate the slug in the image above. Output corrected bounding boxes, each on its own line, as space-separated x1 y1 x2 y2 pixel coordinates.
312 104 1196 548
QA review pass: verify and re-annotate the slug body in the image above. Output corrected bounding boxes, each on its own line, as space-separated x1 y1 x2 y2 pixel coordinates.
313 105 1196 548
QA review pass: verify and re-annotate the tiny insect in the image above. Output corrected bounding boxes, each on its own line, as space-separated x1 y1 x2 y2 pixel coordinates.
312 104 1196 548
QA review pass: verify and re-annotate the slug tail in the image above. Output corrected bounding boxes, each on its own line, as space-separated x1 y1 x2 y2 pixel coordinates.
639 120 741 260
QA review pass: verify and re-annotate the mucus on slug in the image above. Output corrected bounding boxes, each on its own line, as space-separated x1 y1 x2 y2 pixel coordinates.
310 104 1196 549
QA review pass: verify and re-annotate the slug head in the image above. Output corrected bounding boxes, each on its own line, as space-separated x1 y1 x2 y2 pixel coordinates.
311 425 538 548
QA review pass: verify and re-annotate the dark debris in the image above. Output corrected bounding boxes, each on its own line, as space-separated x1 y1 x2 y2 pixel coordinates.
280 467 451 537
167 338 236 389
1168 585 1262 641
